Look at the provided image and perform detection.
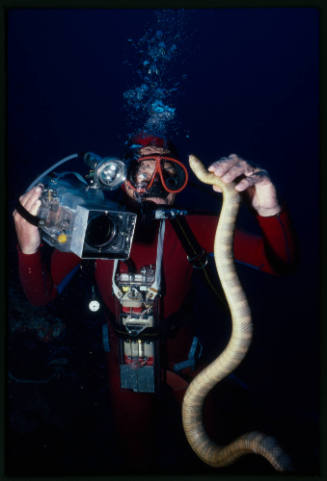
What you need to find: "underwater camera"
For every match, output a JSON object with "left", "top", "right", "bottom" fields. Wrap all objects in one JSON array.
[{"left": 18, "top": 153, "right": 137, "bottom": 259}]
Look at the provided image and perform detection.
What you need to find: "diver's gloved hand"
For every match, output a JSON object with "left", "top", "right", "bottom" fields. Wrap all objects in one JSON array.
[
  {"left": 208, "top": 154, "right": 281, "bottom": 217},
  {"left": 13, "top": 186, "right": 43, "bottom": 254}
]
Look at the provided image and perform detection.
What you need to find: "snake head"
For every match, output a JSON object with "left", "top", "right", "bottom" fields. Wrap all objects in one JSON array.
[{"left": 189, "top": 154, "right": 236, "bottom": 195}]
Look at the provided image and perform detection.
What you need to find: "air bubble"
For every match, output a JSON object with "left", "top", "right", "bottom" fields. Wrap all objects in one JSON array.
[{"left": 122, "top": 10, "right": 191, "bottom": 138}]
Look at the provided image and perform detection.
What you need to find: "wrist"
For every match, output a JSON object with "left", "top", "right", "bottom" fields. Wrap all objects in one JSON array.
[
  {"left": 20, "top": 245, "right": 40, "bottom": 255},
  {"left": 256, "top": 205, "right": 281, "bottom": 217}
]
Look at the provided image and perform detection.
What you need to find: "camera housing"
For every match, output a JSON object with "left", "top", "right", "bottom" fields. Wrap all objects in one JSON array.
[{"left": 37, "top": 172, "right": 137, "bottom": 259}]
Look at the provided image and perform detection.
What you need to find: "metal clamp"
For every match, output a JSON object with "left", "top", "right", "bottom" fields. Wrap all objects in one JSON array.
[{"left": 187, "top": 248, "right": 209, "bottom": 270}]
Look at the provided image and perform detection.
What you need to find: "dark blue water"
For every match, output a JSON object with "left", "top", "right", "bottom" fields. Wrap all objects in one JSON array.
[{"left": 7, "top": 8, "right": 320, "bottom": 476}]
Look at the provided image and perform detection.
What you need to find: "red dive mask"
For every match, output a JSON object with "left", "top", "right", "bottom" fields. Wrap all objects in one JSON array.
[{"left": 126, "top": 155, "right": 189, "bottom": 196}]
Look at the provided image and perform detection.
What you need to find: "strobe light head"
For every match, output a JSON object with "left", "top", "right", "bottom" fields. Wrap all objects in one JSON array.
[
  {"left": 96, "top": 158, "right": 127, "bottom": 190},
  {"left": 84, "top": 153, "right": 127, "bottom": 190}
]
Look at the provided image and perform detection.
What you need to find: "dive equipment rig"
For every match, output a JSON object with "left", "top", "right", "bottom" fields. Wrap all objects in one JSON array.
[{"left": 112, "top": 221, "right": 166, "bottom": 393}]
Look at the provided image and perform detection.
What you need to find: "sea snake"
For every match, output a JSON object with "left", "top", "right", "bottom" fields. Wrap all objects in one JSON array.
[{"left": 182, "top": 154, "right": 290, "bottom": 471}]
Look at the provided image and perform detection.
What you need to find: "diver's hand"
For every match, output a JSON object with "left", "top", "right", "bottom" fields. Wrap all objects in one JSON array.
[
  {"left": 13, "top": 186, "right": 42, "bottom": 254},
  {"left": 208, "top": 154, "right": 281, "bottom": 217}
]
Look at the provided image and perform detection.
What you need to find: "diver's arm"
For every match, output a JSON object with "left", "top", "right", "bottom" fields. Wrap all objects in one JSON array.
[
  {"left": 17, "top": 246, "right": 57, "bottom": 306},
  {"left": 233, "top": 208, "right": 297, "bottom": 275},
  {"left": 204, "top": 153, "right": 297, "bottom": 273},
  {"left": 13, "top": 186, "right": 42, "bottom": 254},
  {"left": 14, "top": 186, "right": 82, "bottom": 305},
  {"left": 187, "top": 208, "right": 297, "bottom": 276},
  {"left": 14, "top": 185, "right": 53, "bottom": 305},
  {"left": 17, "top": 247, "right": 81, "bottom": 306}
]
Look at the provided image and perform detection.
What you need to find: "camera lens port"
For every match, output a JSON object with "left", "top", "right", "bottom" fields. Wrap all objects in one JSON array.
[{"left": 85, "top": 213, "right": 115, "bottom": 248}]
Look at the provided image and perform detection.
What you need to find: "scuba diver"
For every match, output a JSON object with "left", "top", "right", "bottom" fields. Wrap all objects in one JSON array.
[{"left": 13, "top": 133, "right": 296, "bottom": 472}]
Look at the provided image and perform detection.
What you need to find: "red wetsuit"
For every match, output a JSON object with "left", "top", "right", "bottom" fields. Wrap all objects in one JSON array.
[{"left": 17, "top": 210, "right": 296, "bottom": 469}]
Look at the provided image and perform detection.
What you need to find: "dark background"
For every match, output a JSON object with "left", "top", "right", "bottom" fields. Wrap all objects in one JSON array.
[{"left": 6, "top": 7, "right": 320, "bottom": 476}]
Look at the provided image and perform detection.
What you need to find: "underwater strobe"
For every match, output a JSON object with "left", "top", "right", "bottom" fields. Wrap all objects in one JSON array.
[{"left": 16, "top": 153, "right": 137, "bottom": 259}]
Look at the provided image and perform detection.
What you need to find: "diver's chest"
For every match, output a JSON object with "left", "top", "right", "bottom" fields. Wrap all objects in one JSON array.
[{"left": 95, "top": 228, "right": 189, "bottom": 281}]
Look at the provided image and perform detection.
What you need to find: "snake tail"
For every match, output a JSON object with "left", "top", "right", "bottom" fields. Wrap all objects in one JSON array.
[{"left": 182, "top": 154, "right": 291, "bottom": 471}]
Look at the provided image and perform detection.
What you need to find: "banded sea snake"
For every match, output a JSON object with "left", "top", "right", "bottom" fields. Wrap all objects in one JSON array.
[{"left": 182, "top": 154, "right": 290, "bottom": 471}]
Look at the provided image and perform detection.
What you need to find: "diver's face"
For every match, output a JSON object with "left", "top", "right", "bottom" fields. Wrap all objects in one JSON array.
[{"left": 124, "top": 147, "right": 176, "bottom": 205}]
